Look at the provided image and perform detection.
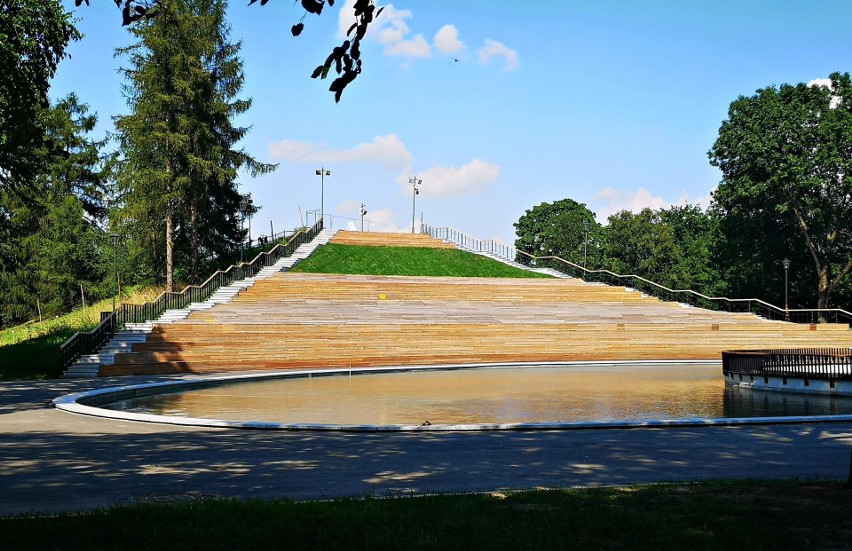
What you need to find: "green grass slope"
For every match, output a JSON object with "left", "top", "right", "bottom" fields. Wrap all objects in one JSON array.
[
  {"left": 290, "top": 244, "right": 551, "bottom": 278},
  {"left": 0, "top": 286, "right": 163, "bottom": 381}
]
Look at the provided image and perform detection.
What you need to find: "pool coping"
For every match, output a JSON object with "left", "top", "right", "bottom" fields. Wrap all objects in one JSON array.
[{"left": 52, "top": 360, "right": 852, "bottom": 432}]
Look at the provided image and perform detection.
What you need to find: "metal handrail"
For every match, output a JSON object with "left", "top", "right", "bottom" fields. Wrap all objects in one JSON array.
[
  {"left": 722, "top": 348, "right": 852, "bottom": 381},
  {"left": 60, "top": 219, "right": 324, "bottom": 368},
  {"left": 423, "top": 224, "right": 852, "bottom": 327}
]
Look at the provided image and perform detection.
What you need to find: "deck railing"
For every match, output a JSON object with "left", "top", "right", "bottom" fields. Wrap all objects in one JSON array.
[
  {"left": 423, "top": 224, "right": 852, "bottom": 327},
  {"left": 60, "top": 220, "right": 324, "bottom": 368},
  {"left": 722, "top": 349, "right": 852, "bottom": 381}
]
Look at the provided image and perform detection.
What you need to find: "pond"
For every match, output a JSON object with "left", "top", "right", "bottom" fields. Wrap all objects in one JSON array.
[{"left": 102, "top": 363, "right": 852, "bottom": 427}]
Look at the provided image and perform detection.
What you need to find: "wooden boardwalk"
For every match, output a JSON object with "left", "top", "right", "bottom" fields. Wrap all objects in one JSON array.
[{"left": 102, "top": 272, "right": 852, "bottom": 376}]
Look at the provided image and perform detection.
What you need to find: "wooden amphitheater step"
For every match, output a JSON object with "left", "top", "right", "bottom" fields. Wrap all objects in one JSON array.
[
  {"left": 99, "top": 273, "right": 852, "bottom": 377},
  {"left": 329, "top": 230, "right": 455, "bottom": 248}
]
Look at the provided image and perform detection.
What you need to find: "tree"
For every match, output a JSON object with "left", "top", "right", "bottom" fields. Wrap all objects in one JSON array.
[
  {"left": 709, "top": 73, "right": 852, "bottom": 311},
  {"left": 113, "top": 0, "right": 274, "bottom": 290},
  {"left": 602, "top": 208, "right": 680, "bottom": 287},
  {"left": 514, "top": 199, "right": 601, "bottom": 267},
  {"left": 0, "top": 0, "right": 81, "bottom": 196},
  {"left": 658, "top": 204, "right": 723, "bottom": 295},
  {"left": 0, "top": 95, "right": 109, "bottom": 324}
]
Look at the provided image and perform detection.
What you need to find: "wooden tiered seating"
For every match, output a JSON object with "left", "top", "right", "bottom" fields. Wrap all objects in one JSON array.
[
  {"left": 330, "top": 230, "right": 455, "bottom": 248},
  {"left": 100, "top": 273, "right": 852, "bottom": 376}
]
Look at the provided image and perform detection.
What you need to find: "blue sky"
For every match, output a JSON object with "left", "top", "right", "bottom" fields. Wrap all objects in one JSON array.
[{"left": 52, "top": 1, "right": 852, "bottom": 244}]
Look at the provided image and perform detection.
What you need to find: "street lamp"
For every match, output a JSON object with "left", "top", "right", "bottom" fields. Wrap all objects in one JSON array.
[
  {"left": 316, "top": 168, "right": 331, "bottom": 227},
  {"left": 409, "top": 177, "right": 421, "bottom": 233},
  {"left": 361, "top": 203, "right": 368, "bottom": 232},
  {"left": 783, "top": 258, "right": 791, "bottom": 320},
  {"left": 239, "top": 198, "right": 248, "bottom": 263},
  {"left": 582, "top": 219, "right": 590, "bottom": 270},
  {"left": 110, "top": 233, "right": 119, "bottom": 314}
]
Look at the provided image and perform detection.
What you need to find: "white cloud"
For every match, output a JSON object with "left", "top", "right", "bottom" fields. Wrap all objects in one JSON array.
[
  {"left": 338, "top": 1, "right": 431, "bottom": 58},
  {"left": 434, "top": 24, "right": 464, "bottom": 55},
  {"left": 477, "top": 39, "right": 519, "bottom": 71},
  {"left": 337, "top": 199, "right": 361, "bottom": 214},
  {"left": 402, "top": 159, "right": 500, "bottom": 199},
  {"left": 384, "top": 34, "right": 431, "bottom": 58},
  {"left": 337, "top": 2, "right": 517, "bottom": 71},
  {"left": 268, "top": 134, "right": 413, "bottom": 171},
  {"left": 592, "top": 187, "right": 711, "bottom": 224},
  {"left": 360, "top": 207, "right": 411, "bottom": 233}
]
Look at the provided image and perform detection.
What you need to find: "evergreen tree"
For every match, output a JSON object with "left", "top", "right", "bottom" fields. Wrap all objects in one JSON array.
[
  {"left": 0, "top": 95, "right": 109, "bottom": 324},
  {"left": 114, "top": 0, "right": 274, "bottom": 289}
]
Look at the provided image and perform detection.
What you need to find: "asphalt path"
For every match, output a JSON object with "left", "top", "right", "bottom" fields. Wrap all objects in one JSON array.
[{"left": 2, "top": 377, "right": 852, "bottom": 517}]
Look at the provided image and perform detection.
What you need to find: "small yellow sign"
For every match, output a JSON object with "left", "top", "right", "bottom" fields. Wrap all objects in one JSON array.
[{"left": 379, "top": 294, "right": 386, "bottom": 300}]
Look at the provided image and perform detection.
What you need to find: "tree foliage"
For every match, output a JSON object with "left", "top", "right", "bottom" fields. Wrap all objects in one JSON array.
[
  {"left": 709, "top": 72, "right": 852, "bottom": 310},
  {"left": 113, "top": 0, "right": 274, "bottom": 290},
  {"left": 83, "top": 0, "right": 383, "bottom": 102},
  {"left": 514, "top": 199, "right": 722, "bottom": 297},
  {"left": 514, "top": 199, "right": 601, "bottom": 267},
  {"left": 0, "top": 0, "right": 81, "bottom": 196},
  {"left": 0, "top": 95, "right": 109, "bottom": 325}
]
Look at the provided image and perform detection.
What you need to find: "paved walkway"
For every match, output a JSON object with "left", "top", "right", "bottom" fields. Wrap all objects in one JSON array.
[{"left": 2, "top": 377, "right": 851, "bottom": 516}]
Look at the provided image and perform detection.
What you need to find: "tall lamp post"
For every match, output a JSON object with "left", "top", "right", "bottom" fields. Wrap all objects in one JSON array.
[
  {"left": 110, "top": 233, "right": 119, "bottom": 314},
  {"left": 582, "top": 219, "right": 589, "bottom": 270},
  {"left": 316, "top": 168, "right": 330, "bottom": 227},
  {"left": 783, "top": 258, "right": 791, "bottom": 320},
  {"left": 239, "top": 198, "right": 248, "bottom": 263},
  {"left": 361, "top": 203, "right": 368, "bottom": 232},
  {"left": 409, "top": 177, "right": 421, "bottom": 233}
]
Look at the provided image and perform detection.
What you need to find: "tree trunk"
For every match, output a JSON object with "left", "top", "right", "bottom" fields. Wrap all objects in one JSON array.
[
  {"left": 165, "top": 198, "right": 174, "bottom": 293},
  {"left": 190, "top": 195, "right": 199, "bottom": 284},
  {"left": 817, "top": 266, "right": 831, "bottom": 322}
]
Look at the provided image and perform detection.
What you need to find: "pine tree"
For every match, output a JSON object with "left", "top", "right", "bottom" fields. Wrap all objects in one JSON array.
[
  {"left": 113, "top": 0, "right": 274, "bottom": 289},
  {"left": 0, "top": 95, "right": 109, "bottom": 324}
]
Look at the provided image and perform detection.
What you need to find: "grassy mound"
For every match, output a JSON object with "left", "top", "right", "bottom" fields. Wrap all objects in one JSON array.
[{"left": 290, "top": 244, "right": 550, "bottom": 278}]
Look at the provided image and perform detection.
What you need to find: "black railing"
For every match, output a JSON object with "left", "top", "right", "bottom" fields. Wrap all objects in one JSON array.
[
  {"left": 423, "top": 224, "right": 852, "bottom": 328},
  {"left": 60, "top": 220, "right": 324, "bottom": 368},
  {"left": 722, "top": 349, "right": 852, "bottom": 381}
]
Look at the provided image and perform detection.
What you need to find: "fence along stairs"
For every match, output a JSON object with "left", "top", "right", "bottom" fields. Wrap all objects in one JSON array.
[
  {"left": 96, "top": 231, "right": 852, "bottom": 377},
  {"left": 61, "top": 226, "right": 337, "bottom": 378}
]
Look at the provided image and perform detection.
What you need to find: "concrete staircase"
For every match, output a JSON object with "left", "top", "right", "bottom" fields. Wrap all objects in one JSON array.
[{"left": 62, "top": 228, "right": 337, "bottom": 378}]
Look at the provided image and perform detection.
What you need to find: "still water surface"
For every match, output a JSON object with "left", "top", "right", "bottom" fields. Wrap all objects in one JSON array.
[{"left": 107, "top": 364, "right": 852, "bottom": 425}]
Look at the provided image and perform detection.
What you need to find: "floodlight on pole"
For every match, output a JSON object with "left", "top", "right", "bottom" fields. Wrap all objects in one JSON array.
[
  {"left": 783, "top": 258, "right": 791, "bottom": 320},
  {"left": 316, "top": 168, "right": 331, "bottom": 227},
  {"left": 409, "top": 177, "right": 421, "bottom": 233},
  {"left": 361, "top": 203, "right": 367, "bottom": 232}
]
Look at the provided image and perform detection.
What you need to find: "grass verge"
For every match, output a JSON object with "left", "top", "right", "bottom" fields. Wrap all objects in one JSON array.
[
  {"left": 2, "top": 481, "right": 849, "bottom": 550},
  {"left": 0, "top": 286, "right": 163, "bottom": 381},
  {"left": 291, "top": 244, "right": 550, "bottom": 278}
]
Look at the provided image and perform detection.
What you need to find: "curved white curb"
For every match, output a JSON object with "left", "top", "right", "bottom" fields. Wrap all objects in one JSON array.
[{"left": 52, "top": 360, "right": 852, "bottom": 432}]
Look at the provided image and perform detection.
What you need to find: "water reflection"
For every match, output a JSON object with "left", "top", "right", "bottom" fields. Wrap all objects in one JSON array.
[{"left": 107, "top": 364, "right": 852, "bottom": 425}]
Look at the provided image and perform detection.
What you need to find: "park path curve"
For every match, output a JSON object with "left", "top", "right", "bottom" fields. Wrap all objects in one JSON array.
[{"left": 1, "top": 377, "right": 851, "bottom": 516}]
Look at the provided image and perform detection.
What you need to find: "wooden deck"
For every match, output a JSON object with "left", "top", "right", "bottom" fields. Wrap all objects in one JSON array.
[
  {"left": 329, "top": 230, "right": 455, "bottom": 248},
  {"left": 100, "top": 273, "right": 852, "bottom": 376}
]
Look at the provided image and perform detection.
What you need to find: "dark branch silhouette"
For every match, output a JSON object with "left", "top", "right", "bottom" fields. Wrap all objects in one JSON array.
[{"left": 80, "top": 0, "right": 382, "bottom": 102}]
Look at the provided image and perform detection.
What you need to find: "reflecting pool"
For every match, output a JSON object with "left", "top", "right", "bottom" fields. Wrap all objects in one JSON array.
[{"left": 103, "top": 363, "right": 852, "bottom": 426}]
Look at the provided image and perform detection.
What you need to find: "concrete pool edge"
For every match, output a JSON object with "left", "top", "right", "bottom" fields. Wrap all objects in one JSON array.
[{"left": 52, "top": 360, "right": 852, "bottom": 432}]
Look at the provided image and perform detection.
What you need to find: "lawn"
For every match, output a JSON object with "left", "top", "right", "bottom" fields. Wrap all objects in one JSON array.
[
  {"left": 291, "top": 244, "right": 551, "bottom": 278},
  {"left": 3, "top": 481, "right": 849, "bottom": 550}
]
